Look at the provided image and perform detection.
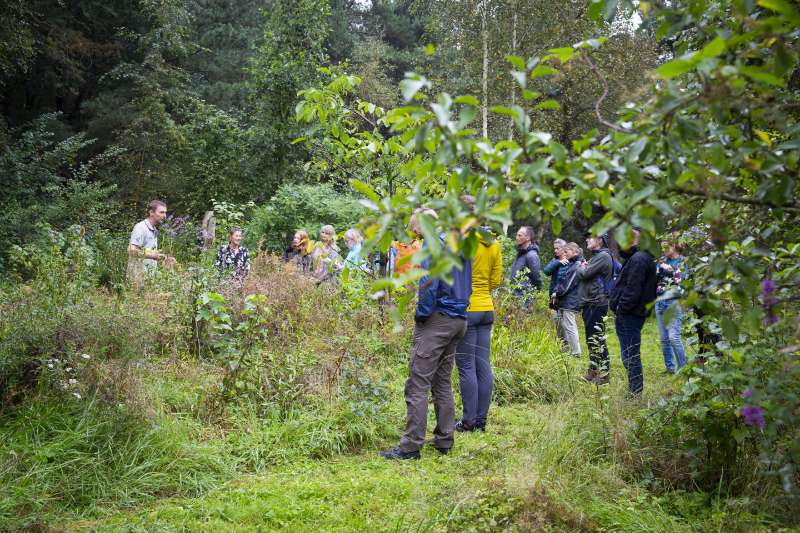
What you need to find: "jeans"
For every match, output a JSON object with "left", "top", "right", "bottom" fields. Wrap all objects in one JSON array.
[
  {"left": 556, "top": 308, "right": 581, "bottom": 356},
  {"left": 399, "top": 312, "right": 467, "bottom": 452},
  {"left": 655, "top": 299, "right": 686, "bottom": 372},
  {"left": 582, "top": 304, "right": 609, "bottom": 374},
  {"left": 455, "top": 311, "right": 494, "bottom": 426},
  {"left": 615, "top": 313, "right": 646, "bottom": 396}
]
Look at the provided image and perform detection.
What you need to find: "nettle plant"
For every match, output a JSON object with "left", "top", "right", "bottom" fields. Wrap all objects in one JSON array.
[{"left": 297, "top": 0, "right": 799, "bottom": 492}]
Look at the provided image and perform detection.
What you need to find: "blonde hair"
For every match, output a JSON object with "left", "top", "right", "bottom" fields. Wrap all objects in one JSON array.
[
  {"left": 564, "top": 242, "right": 582, "bottom": 257},
  {"left": 320, "top": 224, "right": 337, "bottom": 242},
  {"left": 344, "top": 228, "right": 363, "bottom": 243}
]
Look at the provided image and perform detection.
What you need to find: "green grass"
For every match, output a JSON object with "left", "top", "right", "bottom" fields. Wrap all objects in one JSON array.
[{"left": 60, "top": 320, "right": 708, "bottom": 532}]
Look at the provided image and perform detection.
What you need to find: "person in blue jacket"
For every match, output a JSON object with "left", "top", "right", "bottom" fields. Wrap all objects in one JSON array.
[{"left": 382, "top": 209, "right": 473, "bottom": 460}]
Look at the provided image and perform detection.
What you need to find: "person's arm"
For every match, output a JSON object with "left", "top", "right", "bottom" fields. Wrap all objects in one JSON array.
[
  {"left": 489, "top": 244, "right": 502, "bottom": 291},
  {"left": 128, "top": 228, "right": 164, "bottom": 261},
  {"left": 615, "top": 256, "right": 646, "bottom": 314},
  {"left": 543, "top": 257, "right": 560, "bottom": 276},
  {"left": 415, "top": 255, "right": 439, "bottom": 322},
  {"left": 527, "top": 252, "right": 542, "bottom": 289},
  {"left": 577, "top": 253, "right": 608, "bottom": 280}
]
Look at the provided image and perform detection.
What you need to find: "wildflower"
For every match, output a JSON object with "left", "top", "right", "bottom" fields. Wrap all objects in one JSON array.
[
  {"left": 81, "top": 354, "right": 91, "bottom": 360},
  {"left": 65, "top": 367, "right": 73, "bottom": 373},
  {"left": 72, "top": 392, "right": 82, "bottom": 400},
  {"left": 47, "top": 363, "right": 54, "bottom": 369},
  {"left": 742, "top": 388, "right": 753, "bottom": 399},
  {"left": 741, "top": 404, "right": 766, "bottom": 430},
  {"left": 68, "top": 378, "right": 77, "bottom": 385},
  {"left": 760, "top": 278, "right": 780, "bottom": 325}
]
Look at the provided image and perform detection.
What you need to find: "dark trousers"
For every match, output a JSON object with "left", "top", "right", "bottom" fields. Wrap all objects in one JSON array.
[
  {"left": 615, "top": 313, "right": 646, "bottom": 395},
  {"left": 399, "top": 312, "right": 467, "bottom": 452},
  {"left": 455, "top": 311, "right": 494, "bottom": 426},
  {"left": 582, "top": 304, "right": 609, "bottom": 374}
]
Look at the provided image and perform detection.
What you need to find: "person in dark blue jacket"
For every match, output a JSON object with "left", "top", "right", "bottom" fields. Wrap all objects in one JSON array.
[
  {"left": 610, "top": 227, "right": 657, "bottom": 399},
  {"left": 552, "top": 242, "right": 583, "bottom": 357},
  {"left": 382, "top": 210, "right": 472, "bottom": 460},
  {"left": 543, "top": 238, "right": 567, "bottom": 298}
]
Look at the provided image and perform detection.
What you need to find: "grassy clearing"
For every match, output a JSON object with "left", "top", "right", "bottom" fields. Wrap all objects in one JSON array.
[{"left": 63, "top": 322, "right": 719, "bottom": 532}]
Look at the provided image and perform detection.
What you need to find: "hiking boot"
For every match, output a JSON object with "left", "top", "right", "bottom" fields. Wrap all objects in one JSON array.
[
  {"left": 593, "top": 373, "right": 610, "bottom": 385},
  {"left": 583, "top": 369, "right": 597, "bottom": 383},
  {"left": 380, "top": 447, "right": 420, "bottom": 460},
  {"left": 435, "top": 447, "right": 451, "bottom": 455},
  {"left": 455, "top": 420, "right": 479, "bottom": 432}
]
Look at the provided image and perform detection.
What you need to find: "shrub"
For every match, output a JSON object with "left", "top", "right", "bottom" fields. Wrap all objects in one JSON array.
[{"left": 246, "top": 182, "right": 365, "bottom": 252}]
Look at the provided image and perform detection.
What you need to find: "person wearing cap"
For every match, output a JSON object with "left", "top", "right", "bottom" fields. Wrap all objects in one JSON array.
[
  {"left": 610, "top": 227, "right": 657, "bottom": 399},
  {"left": 577, "top": 231, "right": 614, "bottom": 384}
]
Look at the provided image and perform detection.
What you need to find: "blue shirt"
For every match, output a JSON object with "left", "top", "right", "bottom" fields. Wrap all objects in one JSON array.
[{"left": 415, "top": 241, "right": 472, "bottom": 320}]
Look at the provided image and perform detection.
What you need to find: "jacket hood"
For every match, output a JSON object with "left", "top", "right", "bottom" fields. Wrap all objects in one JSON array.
[{"left": 516, "top": 242, "right": 538, "bottom": 254}]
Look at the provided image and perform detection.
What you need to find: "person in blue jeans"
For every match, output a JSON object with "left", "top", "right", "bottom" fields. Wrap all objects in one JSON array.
[
  {"left": 610, "top": 228, "right": 657, "bottom": 398},
  {"left": 656, "top": 239, "right": 687, "bottom": 374}
]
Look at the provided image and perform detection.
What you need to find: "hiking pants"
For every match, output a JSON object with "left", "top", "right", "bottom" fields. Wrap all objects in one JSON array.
[
  {"left": 557, "top": 308, "right": 581, "bottom": 357},
  {"left": 455, "top": 311, "right": 494, "bottom": 426},
  {"left": 582, "top": 304, "right": 609, "bottom": 374},
  {"left": 399, "top": 312, "right": 468, "bottom": 452},
  {"left": 655, "top": 299, "right": 686, "bottom": 373}
]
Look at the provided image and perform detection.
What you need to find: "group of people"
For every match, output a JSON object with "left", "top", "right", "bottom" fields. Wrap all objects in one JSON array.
[{"left": 127, "top": 199, "right": 691, "bottom": 461}]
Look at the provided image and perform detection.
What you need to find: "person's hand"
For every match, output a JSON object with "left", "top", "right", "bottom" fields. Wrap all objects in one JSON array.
[
  {"left": 660, "top": 263, "right": 673, "bottom": 272},
  {"left": 580, "top": 260, "right": 588, "bottom": 267},
  {"left": 559, "top": 258, "right": 569, "bottom": 265}
]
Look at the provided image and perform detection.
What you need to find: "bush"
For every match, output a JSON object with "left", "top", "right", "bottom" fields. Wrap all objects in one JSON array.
[{"left": 246, "top": 183, "right": 365, "bottom": 252}]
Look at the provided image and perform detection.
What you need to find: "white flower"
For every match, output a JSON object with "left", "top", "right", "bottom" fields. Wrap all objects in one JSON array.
[
  {"left": 68, "top": 378, "right": 77, "bottom": 385},
  {"left": 81, "top": 354, "right": 91, "bottom": 360},
  {"left": 65, "top": 367, "right": 73, "bottom": 373},
  {"left": 47, "top": 363, "right": 54, "bottom": 369},
  {"left": 72, "top": 392, "right": 82, "bottom": 400}
]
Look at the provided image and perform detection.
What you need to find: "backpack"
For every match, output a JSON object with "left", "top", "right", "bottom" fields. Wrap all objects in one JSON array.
[{"left": 597, "top": 250, "right": 622, "bottom": 295}]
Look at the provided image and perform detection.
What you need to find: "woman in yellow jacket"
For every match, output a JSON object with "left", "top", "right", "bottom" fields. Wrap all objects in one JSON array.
[{"left": 455, "top": 228, "right": 502, "bottom": 432}]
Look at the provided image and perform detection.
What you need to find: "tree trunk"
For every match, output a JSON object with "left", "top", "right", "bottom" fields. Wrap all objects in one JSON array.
[
  {"left": 481, "top": 0, "right": 489, "bottom": 139},
  {"left": 509, "top": 0, "right": 517, "bottom": 140}
]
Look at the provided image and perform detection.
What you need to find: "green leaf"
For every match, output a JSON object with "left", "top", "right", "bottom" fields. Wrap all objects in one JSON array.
[
  {"left": 656, "top": 57, "right": 696, "bottom": 78},
  {"left": 530, "top": 65, "right": 559, "bottom": 79},
  {"left": 757, "top": 0, "right": 799, "bottom": 16},
  {"left": 696, "top": 35, "right": 726, "bottom": 60},
  {"left": 399, "top": 75, "right": 430, "bottom": 101},
  {"left": 454, "top": 95, "right": 479, "bottom": 106},
  {"left": 551, "top": 217, "right": 562, "bottom": 235},
  {"left": 535, "top": 99, "right": 561, "bottom": 110},
  {"left": 720, "top": 316, "right": 738, "bottom": 341},
  {"left": 547, "top": 47, "right": 575, "bottom": 63},
  {"left": 740, "top": 66, "right": 785, "bottom": 86},
  {"left": 506, "top": 55, "right": 525, "bottom": 70},
  {"left": 522, "top": 90, "right": 542, "bottom": 101}
]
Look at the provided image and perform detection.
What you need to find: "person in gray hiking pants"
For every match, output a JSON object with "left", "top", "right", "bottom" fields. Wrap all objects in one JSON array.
[{"left": 381, "top": 212, "right": 473, "bottom": 460}]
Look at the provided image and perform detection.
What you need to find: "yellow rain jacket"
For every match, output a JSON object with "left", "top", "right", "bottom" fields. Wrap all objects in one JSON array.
[{"left": 468, "top": 234, "right": 502, "bottom": 312}]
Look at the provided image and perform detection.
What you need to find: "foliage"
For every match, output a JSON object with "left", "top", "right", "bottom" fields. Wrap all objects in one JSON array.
[{"left": 246, "top": 183, "right": 366, "bottom": 252}]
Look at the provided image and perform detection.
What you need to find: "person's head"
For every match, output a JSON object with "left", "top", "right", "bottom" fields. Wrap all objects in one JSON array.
[
  {"left": 516, "top": 226, "right": 534, "bottom": 247},
  {"left": 661, "top": 239, "right": 683, "bottom": 258},
  {"left": 409, "top": 208, "right": 437, "bottom": 237},
  {"left": 319, "top": 224, "right": 336, "bottom": 245},
  {"left": 344, "top": 228, "right": 363, "bottom": 249},
  {"left": 147, "top": 200, "right": 167, "bottom": 224},
  {"left": 564, "top": 242, "right": 581, "bottom": 260},
  {"left": 553, "top": 238, "right": 567, "bottom": 256},
  {"left": 229, "top": 228, "right": 243, "bottom": 247},
  {"left": 584, "top": 230, "right": 608, "bottom": 252},
  {"left": 292, "top": 230, "right": 309, "bottom": 250}
]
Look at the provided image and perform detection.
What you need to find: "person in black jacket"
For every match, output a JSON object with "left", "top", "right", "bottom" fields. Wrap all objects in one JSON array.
[
  {"left": 610, "top": 227, "right": 657, "bottom": 398},
  {"left": 577, "top": 232, "right": 614, "bottom": 384},
  {"left": 508, "top": 226, "right": 542, "bottom": 309}
]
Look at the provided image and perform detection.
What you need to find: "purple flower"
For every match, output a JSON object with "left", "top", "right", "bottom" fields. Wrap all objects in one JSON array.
[
  {"left": 760, "top": 278, "right": 779, "bottom": 324},
  {"left": 742, "top": 388, "right": 753, "bottom": 399},
  {"left": 741, "top": 404, "right": 766, "bottom": 430}
]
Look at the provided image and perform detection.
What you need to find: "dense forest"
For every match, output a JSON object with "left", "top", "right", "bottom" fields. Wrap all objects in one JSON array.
[{"left": 1, "top": 0, "right": 798, "bottom": 530}]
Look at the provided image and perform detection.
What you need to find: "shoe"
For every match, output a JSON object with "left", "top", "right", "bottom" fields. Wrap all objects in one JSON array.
[
  {"left": 455, "top": 420, "right": 478, "bottom": 432},
  {"left": 380, "top": 447, "right": 420, "bottom": 460},
  {"left": 593, "top": 373, "right": 609, "bottom": 385},
  {"left": 435, "top": 447, "right": 450, "bottom": 455},
  {"left": 662, "top": 369, "right": 675, "bottom": 375},
  {"left": 583, "top": 370, "right": 597, "bottom": 383},
  {"left": 625, "top": 391, "right": 643, "bottom": 401},
  {"left": 474, "top": 421, "right": 486, "bottom": 432}
]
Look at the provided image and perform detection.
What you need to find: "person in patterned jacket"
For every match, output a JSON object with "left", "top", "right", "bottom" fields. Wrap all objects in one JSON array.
[{"left": 215, "top": 228, "right": 250, "bottom": 278}]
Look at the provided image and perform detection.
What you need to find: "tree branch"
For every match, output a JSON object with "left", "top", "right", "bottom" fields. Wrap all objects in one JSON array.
[
  {"left": 668, "top": 185, "right": 800, "bottom": 213},
  {"left": 579, "top": 52, "right": 634, "bottom": 134}
]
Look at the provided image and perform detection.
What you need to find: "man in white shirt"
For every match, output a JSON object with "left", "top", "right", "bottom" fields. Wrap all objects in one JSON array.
[{"left": 127, "top": 199, "right": 168, "bottom": 283}]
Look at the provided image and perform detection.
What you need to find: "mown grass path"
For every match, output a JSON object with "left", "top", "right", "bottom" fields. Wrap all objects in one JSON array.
[{"left": 72, "top": 323, "right": 698, "bottom": 532}]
